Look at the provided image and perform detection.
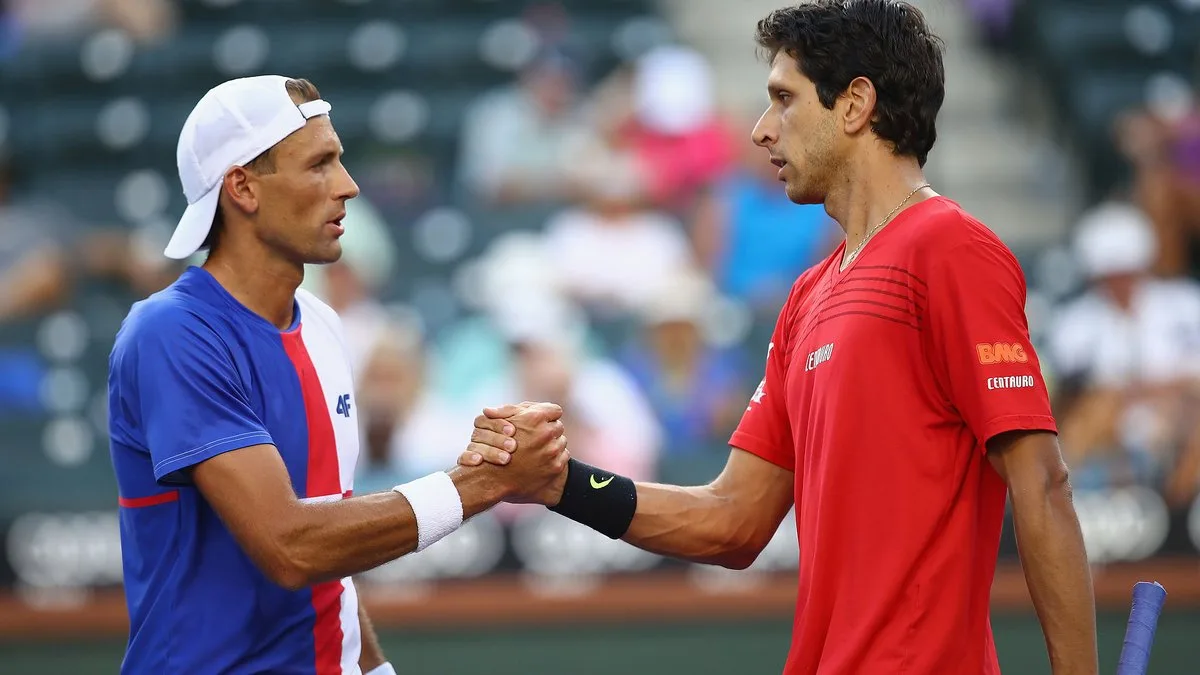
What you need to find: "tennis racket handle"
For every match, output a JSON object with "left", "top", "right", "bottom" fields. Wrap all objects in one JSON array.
[{"left": 1116, "top": 581, "right": 1167, "bottom": 675}]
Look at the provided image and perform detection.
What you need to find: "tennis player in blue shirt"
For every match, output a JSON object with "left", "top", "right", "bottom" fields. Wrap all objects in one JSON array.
[{"left": 107, "top": 75, "right": 568, "bottom": 675}]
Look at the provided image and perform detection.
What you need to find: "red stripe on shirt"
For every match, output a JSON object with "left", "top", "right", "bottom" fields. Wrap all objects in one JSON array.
[
  {"left": 118, "top": 491, "right": 179, "bottom": 508},
  {"left": 281, "top": 325, "right": 344, "bottom": 674},
  {"left": 311, "top": 579, "right": 346, "bottom": 673}
]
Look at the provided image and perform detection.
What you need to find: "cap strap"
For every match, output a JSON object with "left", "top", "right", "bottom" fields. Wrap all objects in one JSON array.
[{"left": 297, "top": 99, "right": 331, "bottom": 119}]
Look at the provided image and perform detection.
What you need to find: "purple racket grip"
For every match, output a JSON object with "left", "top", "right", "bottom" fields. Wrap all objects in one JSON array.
[{"left": 1116, "top": 581, "right": 1167, "bottom": 675}]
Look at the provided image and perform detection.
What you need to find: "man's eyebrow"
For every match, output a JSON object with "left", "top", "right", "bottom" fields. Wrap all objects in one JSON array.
[{"left": 309, "top": 145, "right": 345, "bottom": 163}]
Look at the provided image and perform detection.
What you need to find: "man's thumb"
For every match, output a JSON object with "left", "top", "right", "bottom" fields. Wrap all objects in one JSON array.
[{"left": 483, "top": 404, "right": 521, "bottom": 419}]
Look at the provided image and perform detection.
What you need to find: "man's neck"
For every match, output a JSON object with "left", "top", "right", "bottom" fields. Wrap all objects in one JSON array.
[
  {"left": 824, "top": 154, "right": 933, "bottom": 262},
  {"left": 203, "top": 245, "right": 303, "bottom": 330}
]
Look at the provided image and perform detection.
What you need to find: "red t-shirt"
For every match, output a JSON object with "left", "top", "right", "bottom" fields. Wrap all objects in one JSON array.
[{"left": 730, "top": 196, "right": 1057, "bottom": 675}]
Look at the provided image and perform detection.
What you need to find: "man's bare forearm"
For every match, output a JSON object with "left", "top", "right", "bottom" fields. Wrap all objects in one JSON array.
[
  {"left": 623, "top": 483, "right": 747, "bottom": 566},
  {"left": 1011, "top": 476, "right": 1098, "bottom": 675},
  {"left": 278, "top": 468, "right": 500, "bottom": 588},
  {"left": 623, "top": 477, "right": 789, "bottom": 569}
]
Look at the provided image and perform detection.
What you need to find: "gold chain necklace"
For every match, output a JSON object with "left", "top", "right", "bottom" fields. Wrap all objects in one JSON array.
[{"left": 840, "top": 183, "right": 931, "bottom": 271}]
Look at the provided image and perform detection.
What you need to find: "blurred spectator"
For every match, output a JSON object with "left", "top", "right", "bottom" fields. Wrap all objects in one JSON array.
[
  {"left": 457, "top": 49, "right": 595, "bottom": 208},
  {"left": 354, "top": 318, "right": 470, "bottom": 494},
  {"left": 961, "top": 0, "right": 1017, "bottom": 50},
  {"left": 601, "top": 45, "right": 738, "bottom": 213},
  {"left": 472, "top": 294, "right": 662, "bottom": 485},
  {"left": 3, "top": 0, "right": 176, "bottom": 46},
  {"left": 0, "top": 180, "right": 71, "bottom": 323},
  {"left": 542, "top": 169, "right": 694, "bottom": 319},
  {"left": 619, "top": 269, "right": 749, "bottom": 461},
  {"left": 691, "top": 121, "right": 838, "bottom": 315},
  {"left": 0, "top": 160, "right": 170, "bottom": 321},
  {"left": 0, "top": 5, "right": 18, "bottom": 60},
  {"left": 1050, "top": 202, "right": 1200, "bottom": 505},
  {"left": 299, "top": 194, "right": 397, "bottom": 376},
  {"left": 0, "top": 160, "right": 174, "bottom": 416},
  {"left": 1115, "top": 89, "right": 1200, "bottom": 278}
]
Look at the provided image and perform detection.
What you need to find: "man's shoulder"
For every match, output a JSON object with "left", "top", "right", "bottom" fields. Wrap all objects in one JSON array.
[
  {"left": 116, "top": 282, "right": 229, "bottom": 355},
  {"left": 122, "top": 290, "right": 201, "bottom": 338},
  {"left": 787, "top": 254, "right": 837, "bottom": 304},
  {"left": 295, "top": 288, "right": 344, "bottom": 335},
  {"left": 773, "top": 255, "right": 838, "bottom": 340},
  {"left": 906, "top": 197, "right": 1009, "bottom": 252},
  {"left": 902, "top": 197, "right": 1025, "bottom": 285},
  {"left": 108, "top": 287, "right": 231, "bottom": 398}
]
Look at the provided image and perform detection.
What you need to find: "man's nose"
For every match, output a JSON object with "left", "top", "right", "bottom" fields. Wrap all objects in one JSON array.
[
  {"left": 337, "top": 164, "right": 360, "bottom": 201},
  {"left": 752, "top": 108, "right": 776, "bottom": 148}
]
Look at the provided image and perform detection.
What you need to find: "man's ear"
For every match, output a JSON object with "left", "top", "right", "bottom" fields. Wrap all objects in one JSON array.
[
  {"left": 840, "top": 76, "right": 877, "bottom": 136},
  {"left": 222, "top": 167, "right": 260, "bottom": 217}
]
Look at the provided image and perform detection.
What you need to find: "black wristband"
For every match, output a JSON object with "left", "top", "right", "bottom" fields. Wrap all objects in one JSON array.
[{"left": 548, "top": 458, "right": 637, "bottom": 539}]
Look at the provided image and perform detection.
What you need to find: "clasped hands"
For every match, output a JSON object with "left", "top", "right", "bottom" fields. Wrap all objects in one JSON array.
[{"left": 457, "top": 401, "right": 569, "bottom": 506}]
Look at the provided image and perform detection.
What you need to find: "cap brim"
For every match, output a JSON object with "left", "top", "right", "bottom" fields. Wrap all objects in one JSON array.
[{"left": 164, "top": 183, "right": 221, "bottom": 260}]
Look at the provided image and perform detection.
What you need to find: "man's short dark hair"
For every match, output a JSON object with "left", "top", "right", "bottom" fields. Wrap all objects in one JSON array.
[{"left": 756, "top": 1, "right": 945, "bottom": 167}]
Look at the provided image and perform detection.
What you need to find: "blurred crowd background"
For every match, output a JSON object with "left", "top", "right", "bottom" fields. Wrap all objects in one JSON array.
[{"left": 0, "top": 0, "right": 1199, "bottom": 672}]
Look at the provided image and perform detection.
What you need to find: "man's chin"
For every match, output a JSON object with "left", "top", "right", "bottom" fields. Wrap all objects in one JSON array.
[
  {"left": 306, "top": 243, "right": 343, "bottom": 266},
  {"left": 784, "top": 182, "right": 822, "bottom": 206}
]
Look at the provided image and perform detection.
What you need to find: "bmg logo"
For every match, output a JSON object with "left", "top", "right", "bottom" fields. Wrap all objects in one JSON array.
[{"left": 976, "top": 342, "right": 1028, "bottom": 365}]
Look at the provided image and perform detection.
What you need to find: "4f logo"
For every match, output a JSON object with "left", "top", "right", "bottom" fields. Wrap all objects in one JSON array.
[{"left": 335, "top": 393, "right": 352, "bottom": 418}]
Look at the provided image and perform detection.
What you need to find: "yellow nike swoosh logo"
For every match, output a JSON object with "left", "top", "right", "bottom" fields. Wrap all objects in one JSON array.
[{"left": 590, "top": 475, "right": 614, "bottom": 489}]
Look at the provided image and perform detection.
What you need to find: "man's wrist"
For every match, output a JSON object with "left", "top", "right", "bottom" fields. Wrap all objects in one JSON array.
[
  {"left": 545, "top": 468, "right": 567, "bottom": 507},
  {"left": 393, "top": 472, "right": 464, "bottom": 552},
  {"left": 448, "top": 465, "right": 506, "bottom": 518},
  {"left": 548, "top": 458, "right": 636, "bottom": 539}
]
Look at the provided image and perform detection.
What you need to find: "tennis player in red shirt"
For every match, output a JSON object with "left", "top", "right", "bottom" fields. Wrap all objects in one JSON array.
[{"left": 467, "top": 2, "right": 1099, "bottom": 673}]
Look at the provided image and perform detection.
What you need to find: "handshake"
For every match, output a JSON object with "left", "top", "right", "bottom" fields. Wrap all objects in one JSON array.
[{"left": 455, "top": 401, "right": 572, "bottom": 507}]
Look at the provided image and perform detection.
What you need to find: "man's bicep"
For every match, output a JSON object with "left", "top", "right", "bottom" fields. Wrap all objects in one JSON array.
[
  {"left": 985, "top": 430, "right": 1068, "bottom": 489},
  {"left": 191, "top": 443, "right": 299, "bottom": 573},
  {"left": 715, "top": 447, "right": 795, "bottom": 534}
]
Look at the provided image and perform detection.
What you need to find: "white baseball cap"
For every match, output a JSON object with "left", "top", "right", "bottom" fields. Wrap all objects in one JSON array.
[
  {"left": 1073, "top": 202, "right": 1157, "bottom": 279},
  {"left": 165, "top": 75, "right": 332, "bottom": 260}
]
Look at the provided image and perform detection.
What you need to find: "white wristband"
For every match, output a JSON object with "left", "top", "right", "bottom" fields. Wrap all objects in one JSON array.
[
  {"left": 393, "top": 472, "right": 463, "bottom": 552},
  {"left": 365, "top": 663, "right": 397, "bottom": 675}
]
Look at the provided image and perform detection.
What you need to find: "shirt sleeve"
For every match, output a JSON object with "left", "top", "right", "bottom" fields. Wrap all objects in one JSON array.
[
  {"left": 135, "top": 312, "right": 274, "bottom": 485},
  {"left": 926, "top": 240, "right": 1058, "bottom": 448},
  {"left": 729, "top": 302, "right": 795, "bottom": 472}
]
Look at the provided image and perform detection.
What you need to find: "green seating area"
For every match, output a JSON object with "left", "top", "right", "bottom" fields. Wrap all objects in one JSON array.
[{"left": 1009, "top": 0, "right": 1200, "bottom": 202}]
